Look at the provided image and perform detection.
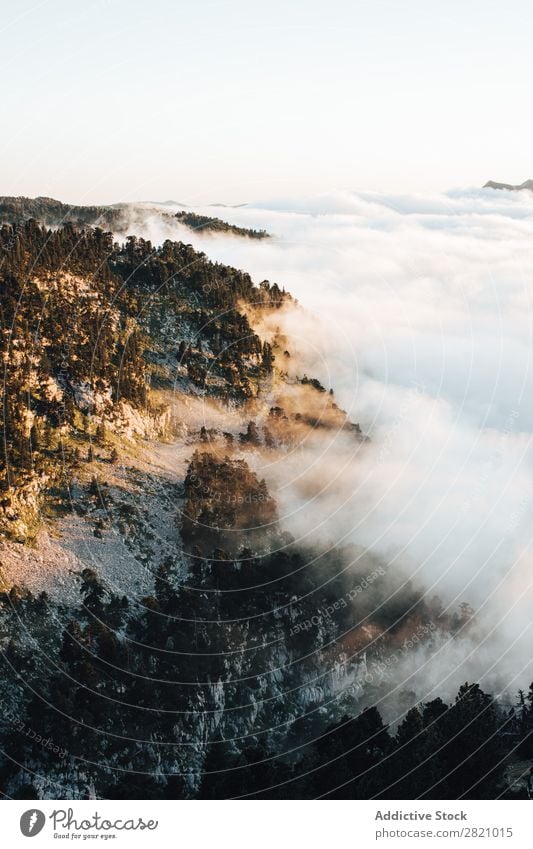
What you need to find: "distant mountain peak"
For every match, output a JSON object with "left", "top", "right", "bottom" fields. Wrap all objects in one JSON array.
[{"left": 484, "top": 179, "right": 533, "bottom": 191}]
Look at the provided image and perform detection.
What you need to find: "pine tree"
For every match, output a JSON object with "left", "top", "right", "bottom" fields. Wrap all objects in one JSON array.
[
  {"left": 29, "top": 423, "right": 41, "bottom": 452},
  {"left": 95, "top": 422, "right": 106, "bottom": 445}
]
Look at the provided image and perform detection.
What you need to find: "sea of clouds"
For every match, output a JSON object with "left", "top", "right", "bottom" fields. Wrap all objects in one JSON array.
[{"left": 131, "top": 186, "right": 533, "bottom": 700}]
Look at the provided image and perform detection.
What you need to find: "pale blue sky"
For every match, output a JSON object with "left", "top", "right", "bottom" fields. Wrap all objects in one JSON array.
[{"left": 1, "top": 0, "right": 533, "bottom": 204}]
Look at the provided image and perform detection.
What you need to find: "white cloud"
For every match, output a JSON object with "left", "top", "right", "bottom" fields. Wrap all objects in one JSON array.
[{"left": 125, "top": 187, "right": 533, "bottom": 693}]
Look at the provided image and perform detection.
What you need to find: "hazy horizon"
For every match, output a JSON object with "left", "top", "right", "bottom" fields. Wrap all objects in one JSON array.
[{"left": 2, "top": 0, "right": 533, "bottom": 205}]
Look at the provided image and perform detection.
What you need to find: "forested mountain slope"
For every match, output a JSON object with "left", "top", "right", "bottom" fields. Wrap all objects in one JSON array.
[{"left": 0, "top": 214, "right": 521, "bottom": 800}]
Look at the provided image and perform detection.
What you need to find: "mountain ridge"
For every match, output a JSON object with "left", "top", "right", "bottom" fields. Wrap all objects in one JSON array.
[
  {"left": 484, "top": 178, "right": 533, "bottom": 191},
  {"left": 0, "top": 195, "right": 269, "bottom": 239},
  {"left": 0, "top": 206, "right": 484, "bottom": 801}
]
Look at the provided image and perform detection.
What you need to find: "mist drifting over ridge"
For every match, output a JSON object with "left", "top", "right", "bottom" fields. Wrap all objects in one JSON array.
[{"left": 120, "top": 186, "right": 533, "bottom": 699}]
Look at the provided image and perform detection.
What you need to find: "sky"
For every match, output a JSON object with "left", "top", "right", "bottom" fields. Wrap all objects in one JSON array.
[{"left": 1, "top": 0, "right": 533, "bottom": 205}]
